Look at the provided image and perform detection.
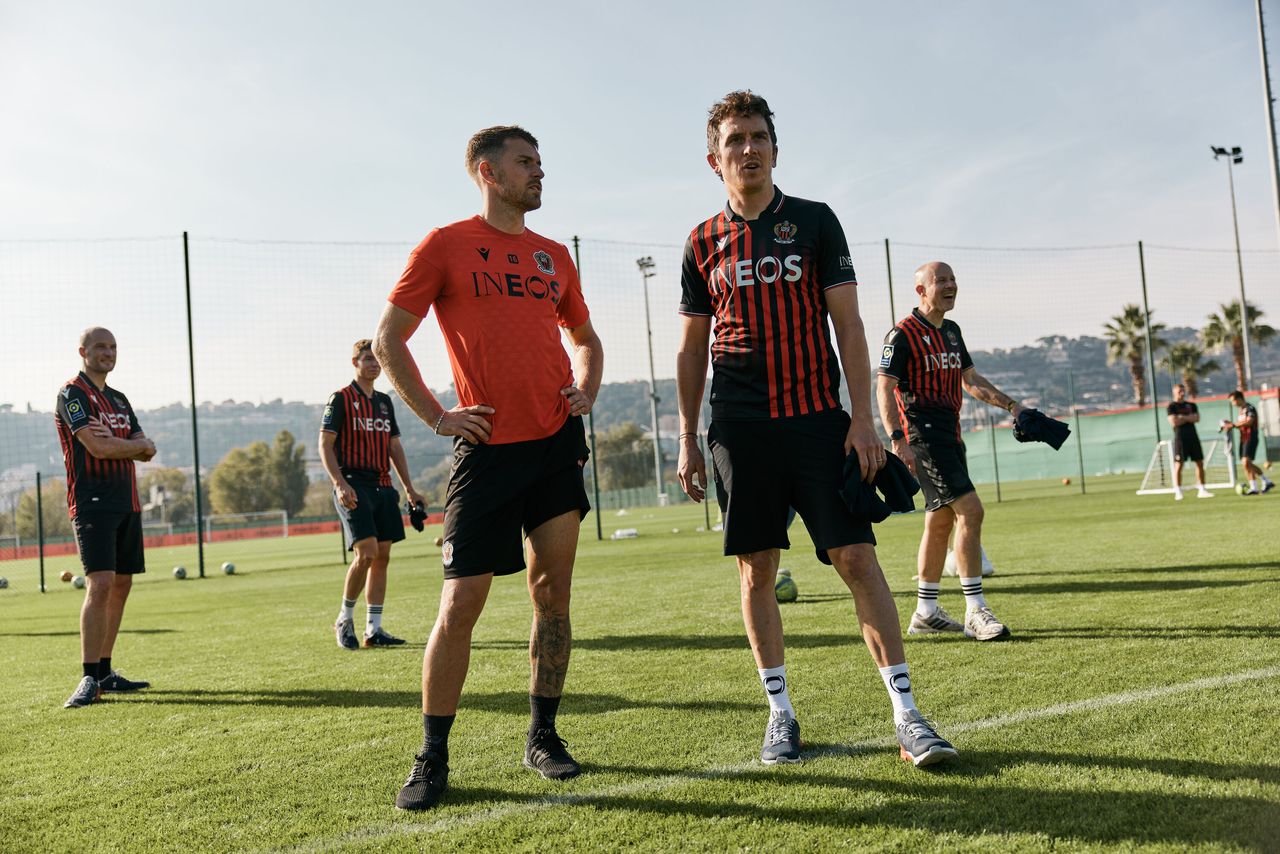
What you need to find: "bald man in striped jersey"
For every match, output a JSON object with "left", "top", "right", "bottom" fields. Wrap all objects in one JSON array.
[
  {"left": 877, "top": 261, "right": 1019, "bottom": 642},
  {"left": 320, "top": 339, "right": 426, "bottom": 650}
]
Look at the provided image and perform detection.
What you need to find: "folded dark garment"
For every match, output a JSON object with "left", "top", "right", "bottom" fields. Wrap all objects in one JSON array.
[
  {"left": 405, "top": 500, "right": 428, "bottom": 532},
  {"left": 818, "top": 451, "right": 921, "bottom": 565},
  {"left": 1013, "top": 408, "right": 1071, "bottom": 450}
]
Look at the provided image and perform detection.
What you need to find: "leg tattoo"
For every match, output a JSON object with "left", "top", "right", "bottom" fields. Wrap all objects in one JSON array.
[{"left": 530, "top": 604, "right": 571, "bottom": 697}]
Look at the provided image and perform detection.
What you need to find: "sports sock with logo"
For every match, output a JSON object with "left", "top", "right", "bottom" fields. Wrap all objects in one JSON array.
[
  {"left": 530, "top": 695, "right": 562, "bottom": 733},
  {"left": 338, "top": 597, "right": 355, "bottom": 622},
  {"left": 916, "top": 581, "right": 940, "bottom": 616},
  {"left": 961, "top": 576, "right": 987, "bottom": 610},
  {"left": 758, "top": 665, "right": 794, "bottom": 717},
  {"left": 423, "top": 714, "right": 455, "bottom": 762},
  {"left": 878, "top": 663, "right": 918, "bottom": 720},
  {"left": 367, "top": 603, "right": 383, "bottom": 634},
  {"left": 97, "top": 657, "right": 112, "bottom": 679}
]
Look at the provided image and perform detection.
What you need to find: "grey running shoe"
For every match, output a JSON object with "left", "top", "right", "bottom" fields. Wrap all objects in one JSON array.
[
  {"left": 64, "top": 675, "right": 100, "bottom": 708},
  {"left": 363, "top": 628, "right": 406, "bottom": 648},
  {"left": 334, "top": 617, "right": 359, "bottom": 650},
  {"left": 99, "top": 671, "right": 150, "bottom": 692},
  {"left": 896, "top": 709, "right": 958, "bottom": 767},
  {"left": 908, "top": 607, "right": 964, "bottom": 636},
  {"left": 395, "top": 749, "right": 449, "bottom": 810},
  {"left": 760, "top": 711, "right": 801, "bottom": 764},
  {"left": 524, "top": 728, "right": 582, "bottom": 780},
  {"left": 964, "top": 606, "right": 1011, "bottom": 641}
]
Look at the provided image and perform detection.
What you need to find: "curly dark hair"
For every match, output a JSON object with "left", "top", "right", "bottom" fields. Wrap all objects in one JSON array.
[
  {"left": 465, "top": 126, "right": 539, "bottom": 179},
  {"left": 706, "top": 90, "right": 776, "bottom": 154}
]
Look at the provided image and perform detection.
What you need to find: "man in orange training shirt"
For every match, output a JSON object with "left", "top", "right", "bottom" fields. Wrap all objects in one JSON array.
[{"left": 375, "top": 125, "right": 603, "bottom": 811}]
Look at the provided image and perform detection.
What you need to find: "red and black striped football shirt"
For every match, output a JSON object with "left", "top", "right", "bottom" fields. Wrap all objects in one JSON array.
[
  {"left": 321, "top": 383, "right": 401, "bottom": 487},
  {"left": 879, "top": 309, "right": 973, "bottom": 442},
  {"left": 54, "top": 372, "right": 142, "bottom": 517},
  {"left": 680, "top": 188, "right": 858, "bottom": 420}
]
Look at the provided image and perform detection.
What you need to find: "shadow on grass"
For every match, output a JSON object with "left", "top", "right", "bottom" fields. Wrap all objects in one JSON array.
[
  {"left": 932, "top": 577, "right": 1274, "bottom": 596},
  {"left": 435, "top": 749, "right": 1277, "bottom": 848},
  {"left": 0, "top": 628, "right": 179, "bottom": 638},
  {"left": 1015, "top": 624, "right": 1280, "bottom": 640},
  {"left": 134, "top": 689, "right": 758, "bottom": 714},
  {"left": 1010, "top": 560, "right": 1280, "bottom": 579},
  {"left": 571, "top": 633, "right": 858, "bottom": 652}
]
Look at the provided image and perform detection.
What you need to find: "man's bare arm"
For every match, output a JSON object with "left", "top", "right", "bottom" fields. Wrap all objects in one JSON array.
[
  {"left": 318, "top": 431, "right": 356, "bottom": 509},
  {"left": 826, "top": 284, "right": 883, "bottom": 482},
  {"left": 373, "top": 302, "right": 493, "bottom": 444},
  {"left": 561, "top": 317, "right": 604, "bottom": 416},
  {"left": 962, "top": 367, "right": 1024, "bottom": 416},
  {"left": 675, "top": 315, "right": 711, "bottom": 502},
  {"left": 876, "top": 373, "right": 917, "bottom": 475}
]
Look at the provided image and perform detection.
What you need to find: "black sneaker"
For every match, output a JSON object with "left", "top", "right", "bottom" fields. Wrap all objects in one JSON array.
[
  {"left": 99, "top": 671, "right": 150, "bottom": 692},
  {"left": 524, "top": 727, "right": 581, "bottom": 780},
  {"left": 64, "top": 675, "right": 100, "bottom": 708},
  {"left": 363, "top": 628, "right": 406, "bottom": 648},
  {"left": 395, "top": 749, "right": 449, "bottom": 810}
]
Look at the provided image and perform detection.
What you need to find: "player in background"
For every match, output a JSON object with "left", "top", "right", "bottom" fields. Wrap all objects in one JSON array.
[
  {"left": 675, "top": 91, "right": 956, "bottom": 769},
  {"left": 1227, "top": 390, "right": 1273, "bottom": 495},
  {"left": 56, "top": 327, "right": 156, "bottom": 708},
  {"left": 876, "top": 262, "right": 1016, "bottom": 642},
  {"left": 1167, "top": 384, "right": 1213, "bottom": 500},
  {"left": 320, "top": 339, "right": 425, "bottom": 650},
  {"left": 375, "top": 125, "right": 604, "bottom": 810}
]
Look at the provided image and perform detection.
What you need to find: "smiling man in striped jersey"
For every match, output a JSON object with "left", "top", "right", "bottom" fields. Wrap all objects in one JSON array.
[{"left": 877, "top": 261, "right": 1018, "bottom": 642}]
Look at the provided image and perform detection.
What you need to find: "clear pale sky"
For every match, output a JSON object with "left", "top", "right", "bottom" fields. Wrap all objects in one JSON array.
[{"left": 3, "top": 1, "right": 1280, "bottom": 409}]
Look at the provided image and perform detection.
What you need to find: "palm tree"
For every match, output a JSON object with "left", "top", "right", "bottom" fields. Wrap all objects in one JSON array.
[
  {"left": 1103, "top": 304, "right": 1167, "bottom": 406},
  {"left": 1159, "top": 342, "right": 1219, "bottom": 397},
  {"left": 1201, "top": 301, "right": 1276, "bottom": 391}
]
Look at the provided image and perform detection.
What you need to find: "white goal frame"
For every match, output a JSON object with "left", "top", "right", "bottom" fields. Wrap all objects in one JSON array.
[
  {"left": 203, "top": 510, "right": 289, "bottom": 541},
  {"left": 1136, "top": 436, "right": 1237, "bottom": 495},
  {"left": 142, "top": 521, "right": 174, "bottom": 537}
]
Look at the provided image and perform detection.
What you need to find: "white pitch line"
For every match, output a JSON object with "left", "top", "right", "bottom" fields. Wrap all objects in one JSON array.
[{"left": 274, "top": 665, "right": 1280, "bottom": 854}]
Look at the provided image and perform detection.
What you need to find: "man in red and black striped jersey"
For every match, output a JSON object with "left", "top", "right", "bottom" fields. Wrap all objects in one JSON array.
[
  {"left": 877, "top": 261, "right": 1021, "bottom": 642},
  {"left": 1227, "top": 390, "right": 1273, "bottom": 494},
  {"left": 55, "top": 327, "right": 157, "bottom": 708},
  {"left": 320, "top": 339, "right": 426, "bottom": 650},
  {"left": 675, "top": 90, "right": 955, "bottom": 769}
]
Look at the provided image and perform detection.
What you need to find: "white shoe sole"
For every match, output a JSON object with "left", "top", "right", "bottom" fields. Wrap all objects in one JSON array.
[
  {"left": 761, "top": 754, "right": 802, "bottom": 765},
  {"left": 901, "top": 744, "right": 959, "bottom": 767}
]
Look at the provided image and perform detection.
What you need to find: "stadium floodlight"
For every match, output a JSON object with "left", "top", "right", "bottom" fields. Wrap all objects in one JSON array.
[
  {"left": 636, "top": 256, "right": 665, "bottom": 503},
  {"left": 1210, "top": 145, "right": 1253, "bottom": 387}
]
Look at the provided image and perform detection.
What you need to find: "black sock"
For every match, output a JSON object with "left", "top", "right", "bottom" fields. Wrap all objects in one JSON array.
[
  {"left": 530, "top": 695, "right": 562, "bottom": 733},
  {"left": 423, "top": 714, "right": 455, "bottom": 761},
  {"left": 98, "top": 658, "right": 112, "bottom": 679},
  {"left": 83, "top": 662, "right": 98, "bottom": 679}
]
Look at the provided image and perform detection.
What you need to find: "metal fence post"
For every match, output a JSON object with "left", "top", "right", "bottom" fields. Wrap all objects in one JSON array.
[
  {"left": 884, "top": 238, "right": 896, "bottom": 328},
  {"left": 1137, "top": 241, "right": 1162, "bottom": 444},
  {"left": 572, "top": 237, "right": 603, "bottom": 540},
  {"left": 36, "top": 471, "right": 46, "bottom": 592},
  {"left": 988, "top": 411, "right": 1002, "bottom": 503},
  {"left": 183, "top": 232, "right": 206, "bottom": 578},
  {"left": 1068, "top": 368, "right": 1086, "bottom": 495}
]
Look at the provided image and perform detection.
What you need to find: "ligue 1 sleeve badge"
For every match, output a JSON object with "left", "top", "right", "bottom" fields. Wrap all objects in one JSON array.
[{"left": 533, "top": 250, "right": 555, "bottom": 276}]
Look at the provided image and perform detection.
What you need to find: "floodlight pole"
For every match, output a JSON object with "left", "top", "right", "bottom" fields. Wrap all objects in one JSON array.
[
  {"left": 1211, "top": 147, "right": 1254, "bottom": 388},
  {"left": 1257, "top": 0, "right": 1280, "bottom": 260},
  {"left": 636, "top": 256, "right": 665, "bottom": 503}
]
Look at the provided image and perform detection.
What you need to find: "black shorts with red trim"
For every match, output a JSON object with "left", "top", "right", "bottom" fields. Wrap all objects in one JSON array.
[
  {"left": 73, "top": 511, "right": 145, "bottom": 575},
  {"left": 708, "top": 409, "right": 874, "bottom": 564},
  {"left": 911, "top": 437, "right": 975, "bottom": 512},
  {"left": 334, "top": 482, "right": 405, "bottom": 550},
  {"left": 1240, "top": 434, "right": 1259, "bottom": 461},
  {"left": 441, "top": 415, "right": 590, "bottom": 579}
]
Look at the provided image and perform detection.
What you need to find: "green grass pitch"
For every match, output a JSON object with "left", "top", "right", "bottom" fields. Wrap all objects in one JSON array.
[{"left": 1, "top": 475, "right": 1278, "bottom": 852}]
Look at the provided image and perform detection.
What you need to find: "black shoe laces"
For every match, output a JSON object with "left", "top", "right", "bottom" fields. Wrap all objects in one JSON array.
[
  {"left": 406, "top": 751, "right": 444, "bottom": 785},
  {"left": 528, "top": 728, "right": 571, "bottom": 759}
]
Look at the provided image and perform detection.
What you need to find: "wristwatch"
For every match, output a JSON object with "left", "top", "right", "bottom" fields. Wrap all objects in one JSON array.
[{"left": 889, "top": 429, "right": 905, "bottom": 442}]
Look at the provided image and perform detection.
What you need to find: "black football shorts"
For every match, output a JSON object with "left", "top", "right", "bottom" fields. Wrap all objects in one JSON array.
[
  {"left": 1172, "top": 432, "right": 1203, "bottom": 463},
  {"left": 911, "top": 437, "right": 975, "bottom": 512},
  {"left": 73, "top": 511, "right": 145, "bottom": 575},
  {"left": 334, "top": 483, "right": 405, "bottom": 549},
  {"left": 440, "top": 414, "right": 590, "bottom": 579},
  {"left": 708, "top": 409, "right": 874, "bottom": 563}
]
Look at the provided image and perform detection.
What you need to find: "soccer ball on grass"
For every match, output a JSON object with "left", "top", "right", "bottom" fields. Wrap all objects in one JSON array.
[
  {"left": 173, "top": 566, "right": 187, "bottom": 580},
  {"left": 943, "top": 546, "right": 995, "bottom": 577},
  {"left": 72, "top": 575, "right": 86, "bottom": 589},
  {"left": 775, "top": 568, "right": 798, "bottom": 603},
  {"left": 221, "top": 562, "right": 236, "bottom": 575}
]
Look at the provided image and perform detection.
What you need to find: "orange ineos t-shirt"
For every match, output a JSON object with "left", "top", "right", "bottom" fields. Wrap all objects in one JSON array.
[{"left": 388, "top": 216, "right": 590, "bottom": 445}]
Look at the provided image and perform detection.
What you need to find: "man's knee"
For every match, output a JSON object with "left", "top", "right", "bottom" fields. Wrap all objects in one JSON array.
[
  {"left": 528, "top": 565, "right": 572, "bottom": 610},
  {"left": 84, "top": 572, "right": 116, "bottom": 604},
  {"left": 953, "top": 494, "right": 984, "bottom": 528},
  {"left": 736, "top": 552, "right": 778, "bottom": 594},
  {"left": 829, "top": 543, "right": 881, "bottom": 582},
  {"left": 351, "top": 539, "right": 378, "bottom": 567}
]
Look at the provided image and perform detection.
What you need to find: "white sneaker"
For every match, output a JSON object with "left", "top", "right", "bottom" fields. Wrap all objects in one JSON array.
[
  {"left": 908, "top": 607, "right": 964, "bottom": 635},
  {"left": 964, "top": 606, "right": 1011, "bottom": 641},
  {"left": 1174, "top": 491, "right": 1184, "bottom": 501},
  {"left": 1197, "top": 489, "right": 1214, "bottom": 498}
]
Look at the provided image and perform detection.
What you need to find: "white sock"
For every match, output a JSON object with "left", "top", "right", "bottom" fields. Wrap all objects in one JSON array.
[
  {"left": 960, "top": 576, "right": 987, "bottom": 611},
  {"left": 879, "top": 663, "right": 918, "bottom": 720},
  {"left": 1249, "top": 479, "right": 1258, "bottom": 491},
  {"left": 758, "top": 665, "right": 794, "bottom": 717},
  {"left": 339, "top": 598, "right": 355, "bottom": 621},
  {"left": 367, "top": 603, "right": 383, "bottom": 635},
  {"left": 916, "top": 581, "right": 940, "bottom": 615}
]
